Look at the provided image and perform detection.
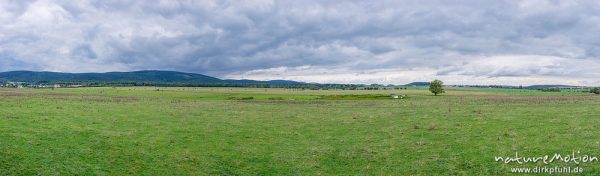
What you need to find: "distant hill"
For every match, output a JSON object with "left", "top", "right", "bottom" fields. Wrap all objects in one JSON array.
[
  {"left": 226, "top": 79, "right": 305, "bottom": 85},
  {"left": 0, "top": 70, "right": 222, "bottom": 83},
  {"left": 406, "top": 82, "right": 430, "bottom": 86},
  {"left": 525, "top": 85, "right": 581, "bottom": 90},
  {"left": 0, "top": 70, "right": 304, "bottom": 84}
]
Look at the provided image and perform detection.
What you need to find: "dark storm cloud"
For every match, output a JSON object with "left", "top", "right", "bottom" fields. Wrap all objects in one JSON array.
[{"left": 1, "top": 0, "right": 600, "bottom": 84}]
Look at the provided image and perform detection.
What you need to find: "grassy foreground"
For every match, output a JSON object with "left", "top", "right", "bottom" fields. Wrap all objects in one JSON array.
[{"left": 1, "top": 87, "right": 600, "bottom": 175}]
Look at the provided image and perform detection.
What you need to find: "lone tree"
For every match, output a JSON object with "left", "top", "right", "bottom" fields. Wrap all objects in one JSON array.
[
  {"left": 591, "top": 87, "right": 600, "bottom": 94},
  {"left": 429, "top": 79, "right": 445, "bottom": 96}
]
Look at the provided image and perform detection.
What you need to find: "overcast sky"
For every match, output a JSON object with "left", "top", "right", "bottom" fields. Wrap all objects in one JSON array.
[{"left": 1, "top": 0, "right": 600, "bottom": 85}]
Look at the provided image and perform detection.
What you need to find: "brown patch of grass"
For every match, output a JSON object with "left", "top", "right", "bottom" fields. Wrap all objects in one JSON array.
[{"left": 428, "top": 124, "right": 437, "bottom": 130}]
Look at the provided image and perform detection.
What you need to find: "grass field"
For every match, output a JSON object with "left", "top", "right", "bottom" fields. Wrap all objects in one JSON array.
[{"left": 2, "top": 87, "right": 600, "bottom": 175}]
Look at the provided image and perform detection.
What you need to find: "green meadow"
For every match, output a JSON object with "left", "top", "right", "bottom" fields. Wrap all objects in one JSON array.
[{"left": 2, "top": 87, "right": 600, "bottom": 175}]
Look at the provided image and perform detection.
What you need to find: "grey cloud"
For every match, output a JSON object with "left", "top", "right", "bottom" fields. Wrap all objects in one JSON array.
[
  {"left": 435, "top": 55, "right": 600, "bottom": 79},
  {"left": 1, "top": 0, "right": 600, "bottom": 84}
]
